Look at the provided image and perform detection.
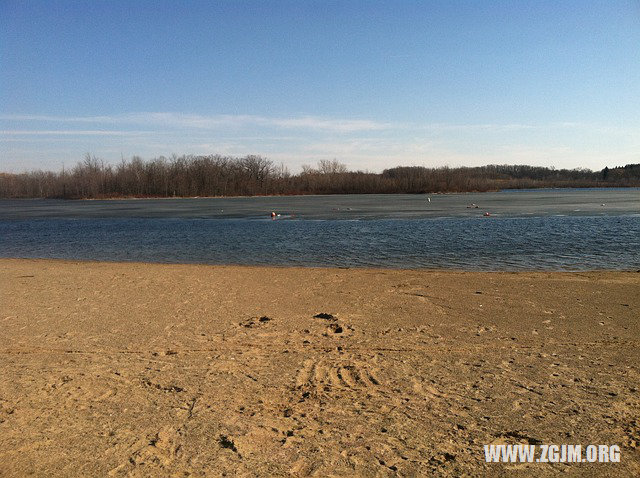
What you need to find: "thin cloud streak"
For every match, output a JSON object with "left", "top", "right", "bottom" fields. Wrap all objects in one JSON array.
[
  {"left": 1, "top": 130, "right": 146, "bottom": 136},
  {"left": 2, "top": 113, "right": 600, "bottom": 134},
  {"left": 2, "top": 113, "right": 637, "bottom": 173},
  {"left": 0, "top": 113, "right": 393, "bottom": 133}
]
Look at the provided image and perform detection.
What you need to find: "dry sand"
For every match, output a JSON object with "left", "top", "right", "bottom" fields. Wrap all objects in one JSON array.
[{"left": 1, "top": 259, "right": 638, "bottom": 477}]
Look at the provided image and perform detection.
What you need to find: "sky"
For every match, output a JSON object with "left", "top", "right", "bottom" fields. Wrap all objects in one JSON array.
[{"left": 1, "top": 0, "right": 639, "bottom": 173}]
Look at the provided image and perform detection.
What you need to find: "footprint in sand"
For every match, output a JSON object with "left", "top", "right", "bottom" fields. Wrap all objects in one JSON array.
[
  {"left": 295, "top": 359, "right": 381, "bottom": 393},
  {"left": 238, "top": 316, "right": 273, "bottom": 328},
  {"left": 110, "top": 426, "right": 182, "bottom": 475}
]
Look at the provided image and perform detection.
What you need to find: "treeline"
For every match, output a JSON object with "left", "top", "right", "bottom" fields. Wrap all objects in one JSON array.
[{"left": 1, "top": 154, "right": 639, "bottom": 199}]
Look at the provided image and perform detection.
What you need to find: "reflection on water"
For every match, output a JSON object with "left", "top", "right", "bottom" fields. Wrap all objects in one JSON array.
[{"left": 1, "top": 189, "right": 639, "bottom": 270}]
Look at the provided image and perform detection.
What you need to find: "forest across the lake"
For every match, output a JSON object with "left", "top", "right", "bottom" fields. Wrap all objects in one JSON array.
[{"left": 2, "top": 154, "right": 639, "bottom": 199}]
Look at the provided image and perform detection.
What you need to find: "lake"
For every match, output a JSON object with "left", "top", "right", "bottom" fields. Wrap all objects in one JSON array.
[{"left": 1, "top": 188, "right": 639, "bottom": 270}]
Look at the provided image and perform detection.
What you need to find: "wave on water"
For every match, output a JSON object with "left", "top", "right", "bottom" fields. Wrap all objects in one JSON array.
[{"left": 1, "top": 214, "right": 639, "bottom": 271}]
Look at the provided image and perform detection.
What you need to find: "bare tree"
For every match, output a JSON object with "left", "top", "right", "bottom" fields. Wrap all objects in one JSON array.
[
  {"left": 1, "top": 154, "right": 638, "bottom": 198},
  {"left": 318, "top": 159, "right": 348, "bottom": 175}
]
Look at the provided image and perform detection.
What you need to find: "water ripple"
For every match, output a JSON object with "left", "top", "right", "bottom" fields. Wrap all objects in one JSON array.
[{"left": 1, "top": 215, "right": 639, "bottom": 271}]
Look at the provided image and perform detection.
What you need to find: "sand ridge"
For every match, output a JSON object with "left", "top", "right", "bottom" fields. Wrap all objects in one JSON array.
[{"left": 1, "top": 259, "right": 639, "bottom": 476}]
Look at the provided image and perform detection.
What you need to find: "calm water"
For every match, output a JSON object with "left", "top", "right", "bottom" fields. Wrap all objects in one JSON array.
[{"left": 1, "top": 189, "right": 639, "bottom": 270}]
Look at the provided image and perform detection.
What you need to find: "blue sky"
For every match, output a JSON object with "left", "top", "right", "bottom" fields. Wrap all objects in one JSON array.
[{"left": 1, "top": 0, "right": 639, "bottom": 172}]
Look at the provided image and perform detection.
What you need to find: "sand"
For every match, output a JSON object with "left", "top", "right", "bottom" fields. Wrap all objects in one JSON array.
[{"left": 1, "top": 259, "right": 638, "bottom": 477}]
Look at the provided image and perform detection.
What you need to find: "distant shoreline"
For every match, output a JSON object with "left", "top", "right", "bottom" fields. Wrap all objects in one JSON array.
[
  {"left": 3, "top": 185, "right": 639, "bottom": 201},
  {"left": 2, "top": 157, "right": 638, "bottom": 199}
]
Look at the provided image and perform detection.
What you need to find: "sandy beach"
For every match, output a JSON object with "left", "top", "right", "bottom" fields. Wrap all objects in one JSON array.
[{"left": 1, "top": 259, "right": 638, "bottom": 476}]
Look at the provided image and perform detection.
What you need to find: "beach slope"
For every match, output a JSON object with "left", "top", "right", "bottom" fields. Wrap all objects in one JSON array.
[{"left": 1, "top": 259, "right": 638, "bottom": 476}]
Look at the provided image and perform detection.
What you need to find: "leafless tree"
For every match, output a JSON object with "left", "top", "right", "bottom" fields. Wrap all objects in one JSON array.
[{"left": 1, "top": 154, "right": 638, "bottom": 198}]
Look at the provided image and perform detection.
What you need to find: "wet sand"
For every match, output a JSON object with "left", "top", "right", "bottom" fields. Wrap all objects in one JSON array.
[{"left": 1, "top": 259, "right": 638, "bottom": 476}]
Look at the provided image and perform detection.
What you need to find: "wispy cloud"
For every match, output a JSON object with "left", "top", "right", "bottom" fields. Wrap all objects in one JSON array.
[
  {"left": 1, "top": 130, "right": 146, "bottom": 136},
  {"left": 0, "top": 113, "right": 393, "bottom": 133},
  {"left": 8, "top": 112, "right": 635, "bottom": 134},
  {"left": 2, "top": 113, "right": 637, "bottom": 173},
  {"left": 419, "top": 123, "right": 537, "bottom": 132},
  {"left": 5, "top": 113, "right": 631, "bottom": 135}
]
